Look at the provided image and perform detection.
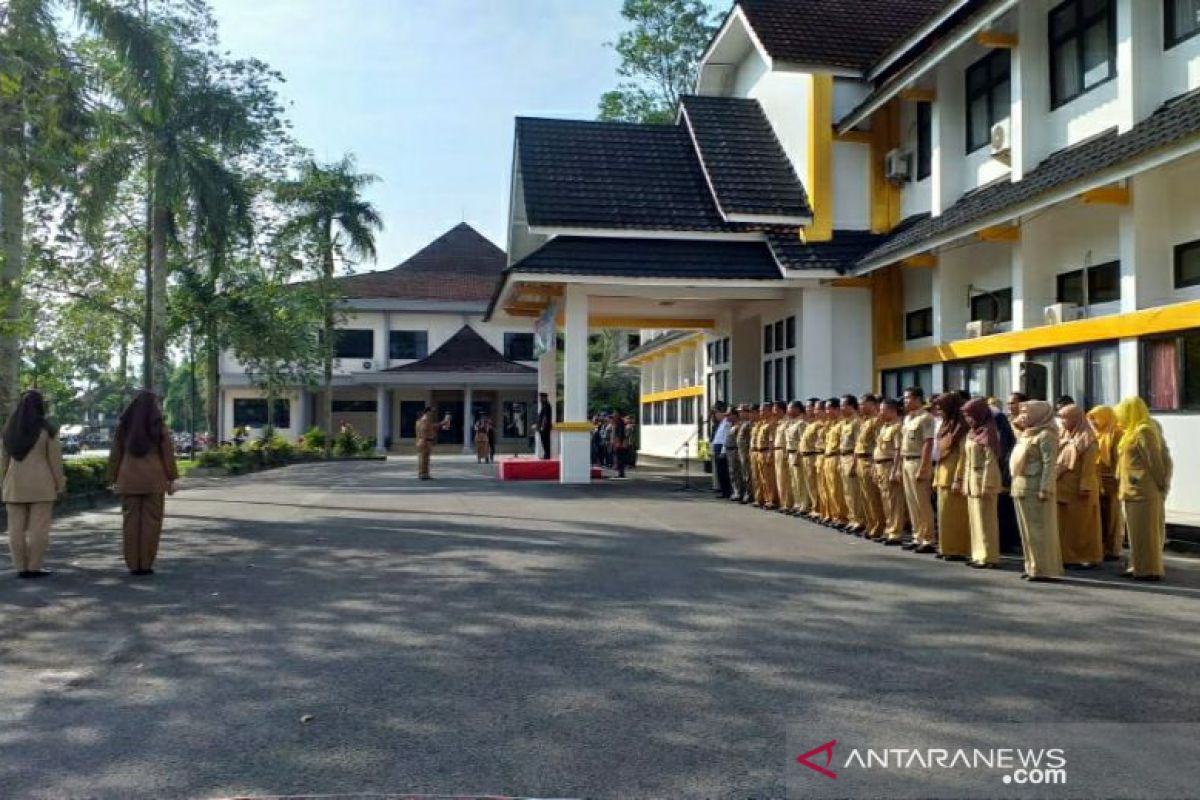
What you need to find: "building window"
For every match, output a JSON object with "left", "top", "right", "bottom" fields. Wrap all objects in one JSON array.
[
  {"left": 233, "top": 399, "right": 290, "bottom": 429},
  {"left": 916, "top": 101, "right": 932, "bottom": 180},
  {"left": 965, "top": 49, "right": 1010, "bottom": 152},
  {"left": 1165, "top": 0, "right": 1200, "bottom": 48},
  {"left": 1174, "top": 238, "right": 1200, "bottom": 288},
  {"left": 1056, "top": 261, "right": 1121, "bottom": 306},
  {"left": 642, "top": 403, "right": 652, "bottom": 425},
  {"left": 627, "top": 332, "right": 641, "bottom": 351},
  {"left": 1028, "top": 343, "right": 1119, "bottom": 409},
  {"left": 905, "top": 307, "right": 934, "bottom": 340},
  {"left": 762, "top": 317, "right": 795, "bottom": 402},
  {"left": 881, "top": 366, "right": 934, "bottom": 399},
  {"left": 331, "top": 400, "right": 378, "bottom": 413},
  {"left": 969, "top": 287, "right": 1013, "bottom": 324},
  {"left": 335, "top": 329, "right": 374, "bottom": 360},
  {"left": 1142, "top": 330, "right": 1200, "bottom": 410},
  {"left": 504, "top": 332, "right": 535, "bottom": 361},
  {"left": 681, "top": 397, "right": 695, "bottom": 425},
  {"left": 389, "top": 330, "right": 428, "bottom": 360},
  {"left": 764, "top": 361, "right": 773, "bottom": 402},
  {"left": 1049, "top": 0, "right": 1116, "bottom": 109},
  {"left": 764, "top": 324, "right": 774, "bottom": 354},
  {"left": 665, "top": 399, "right": 679, "bottom": 425},
  {"left": 652, "top": 401, "right": 664, "bottom": 425}
]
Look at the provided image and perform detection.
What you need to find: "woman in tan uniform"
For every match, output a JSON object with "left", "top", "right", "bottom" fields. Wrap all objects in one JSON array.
[
  {"left": 955, "top": 398, "right": 1002, "bottom": 569},
  {"left": 1114, "top": 397, "right": 1171, "bottom": 581},
  {"left": 2, "top": 391, "right": 66, "bottom": 578},
  {"left": 1087, "top": 405, "right": 1124, "bottom": 561},
  {"left": 931, "top": 393, "right": 971, "bottom": 561},
  {"left": 1055, "top": 404, "right": 1102, "bottom": 568},
  {"left": 1010, "top": 400, "right": 1062, "bottom": 581},
  {"left": 108, "top": 392, "right": 179, "bottom": 576}
]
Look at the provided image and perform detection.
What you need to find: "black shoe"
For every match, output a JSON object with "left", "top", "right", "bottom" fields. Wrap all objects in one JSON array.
[
  {"left": 1103, "top": 554, "right": 1121, "bottom": 562},
  {"left": 884, "top": 539, "right": 903, "bottom": 546},
  {"left": 23, "top": 568, "right": 52, "bottom": 579},
  {"left": 16, "top": 570, "right": 34, "bottom": 579},
  {"left": 942, "top": 555, "right": 969, "bottom": 563},
  {"left": 130, "top": 568, "right": 155, "bottom": 576},
  {"left": 914, "top": 544, "right": 937, "bottom": 554},
  {"left": 1027, "top": 575, "right": 1058, "bottom": 583},
  {"left": 901, "top": 543, "right": 917, "bottom": 551},
  {"left": 1133, "top": 574, "right": 1163, "bottom": 582}
]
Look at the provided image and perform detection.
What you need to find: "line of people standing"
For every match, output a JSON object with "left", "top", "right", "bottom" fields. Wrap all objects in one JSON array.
[
  {"left": 591, "top": 411, "right": 636, "bottom": 478},
  {"left": 714, "top": 388, "right": 1172, "bottom": 582},
  {"left": 3, "top": 390, "right": 178, "bottom": 579}
]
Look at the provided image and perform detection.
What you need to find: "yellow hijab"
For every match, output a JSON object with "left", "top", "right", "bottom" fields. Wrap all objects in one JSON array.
[
  {"left": 1114, "top": 397, "right": 1158, "bottom": 454},
  {"left": 1087, "top": 405, "right": 1119, "bottom": 469}
]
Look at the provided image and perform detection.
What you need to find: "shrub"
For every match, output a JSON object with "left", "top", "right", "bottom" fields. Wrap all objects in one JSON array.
[
  {"left": 64, "top": 458, "right": 110, "bottom": 495},
  {"left": 300, "top": 426, "right": 326, "bottom": 451},
  {"left": 197, "top": 448, "right": 228, "bottom": 468},
  {"left": 333, "top": 425, "right": 371, "bottom": 457}
]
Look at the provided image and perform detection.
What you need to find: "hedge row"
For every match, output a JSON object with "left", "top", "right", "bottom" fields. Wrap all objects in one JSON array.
[{"left": 196, "top": 428, "right": 378, "bottom": 475}]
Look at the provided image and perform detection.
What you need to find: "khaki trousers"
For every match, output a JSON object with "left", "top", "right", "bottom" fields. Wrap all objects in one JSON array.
[
  {"left": 122, "top": 493, "right": 165, "bottom": 572},
  {"left": 760, "top": 455, "right": 778, "bottom": 508},
  {"left": 876, "top": 465, "right": 907, "bottom": 542},
  {"left": 417, "top": 445, "right": 432, "bottom": 479},
  {"left": 740, "top": 449, "right": 755, "bottom": 500},
  {"left": 824, "top": 456, "right": 846, "bottom": 521},
  {"left": 901, "top": 459, "right": 935, "bottom": 545},
  {"left": 967, "top": 493, "right": 1000, "bottom": 565},
  {"left": 792, "top": 462, "right": 809, "bottom": 513},
  {"left": 7, "top": 501, "right": 54, "bottom": 573},
  {"left": 1124, "top": 492, "right": 1166, "bottom": 578},
  {"left": 1014, "top": 493, "right": 1063, "bottom": 578},
  {"left": 806, "top": 457, "right": 823, "bottom": 516},
  {"left": 858, "top": 461, "right": 885, "bottom": 538},
  {"left": 840, "top": 455, "right": 862, "bottom": 526},
  {"left": 775, "top": 452, "right": 793, "bottom": 510},
  {"left": 1098, "top": 476, "right": 1125, "bottom": 558}
]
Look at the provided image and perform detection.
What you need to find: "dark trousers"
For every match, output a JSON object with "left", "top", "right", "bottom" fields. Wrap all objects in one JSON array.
[
  {"left": 615, "top": 447, "right": 627, "bottom": 477},
  {"left": 121, "top": 493, "right": 165, "bottom": 572},
  {"left": 714, "top": 446, "right": 732, "bottom": 498},
  {"left": 539, "top": 428, "right": 551, "bottom": 460}
]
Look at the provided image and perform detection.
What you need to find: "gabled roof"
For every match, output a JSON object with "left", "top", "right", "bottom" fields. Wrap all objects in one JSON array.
[
  {"left": 735, "top": 0, "right": 947, "bottom": 72},
  {"left": 679, "top": 95, "right": 810, "bottom": 222},
  {"left": 859, "top": 88, "right": 1200, "bottom": 269},
  {"left": 384, "top": 326, "right": 535, "bottom": 375},
  {"left": 621, "top": 330, "right": 697, "bottom": 362},
  {"left": 506, "top": 236, "right": 784, "bottom": 280},
  {"left": 767, "top": 230, "right": 889, "bottom": 273},
  {"left": 332, "top": 223, "right": 506, "bottom": 303}
]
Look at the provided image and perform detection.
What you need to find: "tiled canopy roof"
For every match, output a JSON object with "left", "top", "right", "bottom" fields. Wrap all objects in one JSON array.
[
  {"left": 679, "top": 94, "right": 810, "bottom": 221},
  {"left": 767, "top": 230, "right": 890, "bottom": 273},
  {"left": 385, "top": 326, "right": 535, "bottom": 375},
  {"left": 332, "top": 223, "right": 506, "bottom": 303},
  {"left": 736, "top": 0, "right": 947, "bottom": 72},
  {"left": 860, "top": 88, "right": 1200, "bottom": 268},
  {"left": 507, "top": 236, "right": 784, "bottom": 280}
]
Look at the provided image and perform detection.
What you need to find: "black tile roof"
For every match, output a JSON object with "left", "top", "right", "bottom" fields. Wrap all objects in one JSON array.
[
  {"left": 860, "top": 89, "right": 1200, "bottom": 268},
  {"left": 736, "top": 0, "right": 947, "bottom": 72},
  {"left": 385, "top": 326, "right": 535, "bottom": 375},
  {"left": 680, "top": 95, "right": 810, "bottom": 221},
  {"left": 507, "top": 236, "right": 784, "bottom": 279},
  {"left": 767, "top": 230, "right": 890, "bottom": 273}
]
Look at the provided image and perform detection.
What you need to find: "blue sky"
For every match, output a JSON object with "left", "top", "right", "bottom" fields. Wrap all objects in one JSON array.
[{"left": 207, "top": 0, "right": 626, "bottom": 270}]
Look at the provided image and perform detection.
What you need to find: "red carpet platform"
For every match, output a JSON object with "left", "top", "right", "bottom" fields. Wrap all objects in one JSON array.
[{"left": 496, "top": 456, "right": 602, "bottom": 481}]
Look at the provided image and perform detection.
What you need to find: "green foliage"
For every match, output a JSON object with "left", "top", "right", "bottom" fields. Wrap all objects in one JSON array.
[
  {"left": 63, "top": 458, "right": 111, "bottom": 495},
  {"left": 588, "top": 330, "right": 639, "bottom": 415},
  {"left": 332, "top": 424, "right": 374, "bottom": 457},
  {"left": 597, "top": 0, "right": 719, "bottom": 123},
  {"left": 300, "top": 425, "right": 326, "bottom": 451}
]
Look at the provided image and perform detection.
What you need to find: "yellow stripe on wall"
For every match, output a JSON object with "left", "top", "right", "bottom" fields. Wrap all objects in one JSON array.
[
  {"left": 640, "top": 386, "right": 706, "bottom": 403},
  {"left": 805, "top": 74, "right": 834, "bottom": 242}
]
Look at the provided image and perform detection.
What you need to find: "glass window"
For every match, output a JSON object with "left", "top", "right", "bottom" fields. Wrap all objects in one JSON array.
[
  {"left": 1174, "top": 239, "right": 1200, "bottom": 288},
  {"left": 774, "top": 359, "right": 785, "bottom": 402},
  {"left": 331, "top": 400, "right": 377, "bottom": 413},
  {"left": 764, "top": 361, "right": 773, "bottom": 402},
  {"left": 681, "top": 397, "right": 695, "bottom": 425},
  {"left": 786, "top": 355, "right": 796, "bottom": 399},
  {"left": 504, "top": 333, "right": 535, "bottom": 361},
  {"left": 233, "top": 399, "right": 290, "bottom": 428},
  {"left": 946, "top": 363, "right": 968, "bottom": 392},
  {"left": 916, "top": 102, "right": 932, "bottom": 180},
  {"left": 917, "top": 366, "right": 934, "bottom": 393},
  {"left": 642, "top": 403, "right": 652, "bottom": 425},
  {"left": 1057, "top": 270, "right": 1086, "bottom": 306},
  {"left": 721, "top": 338, "right": 730, "bottom": 363},
  {"left": 785, "top": 316, "right": 796, "bottom": 350},
  {"left": 905, "top": 307, "right": 934, "bottom": 340},
  {"left": 1166, "top": 0, "right": 1200, "bottom": 48},
  {"left": 1144, "top": 338, "right": 1180, "bottom": 410},
  {"left": 389, "top": 330, "right": 428, "bottom": 360},
  {"left": 1049, "top": 0, "right": 1115, "bottom": 109},
  {"left": 666, "top": 399, "right": 678, "bottom": 425},
  {"left": 1032, "top": 354, "right": 1058, "bottom": 402},
  {"left": 993, "top": 359, "right": 1013, "bottom": 402},
  {"left": 969, "top": 362, "right": 991, "bottom": 397},
  {"left": 774, "top": 321, "right": 785, "bottom": 351},
  {"left": 764, "top": 324, "right": 774, "bottom": 354},
  {"left": 1089, "top": 345, "right": 1120, "bottom": 408},
  {"left": 335, "top": 329, "right": 374, "bottom": 359},
  {"left": 965, "top": 49, "right": 1011, "bottom": 152},
  {"left": 1057, "top": 262, "right": 1121, "bottom": 305},
  {"left": 1057, "top": 349, "right": 1088, "bottom": 406},
  {"left": 970, "top": 288, "right": 1013, "bottom": 323}
]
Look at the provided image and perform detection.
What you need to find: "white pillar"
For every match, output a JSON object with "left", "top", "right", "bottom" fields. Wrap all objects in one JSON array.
[
  {"left": 462, "top": 385, "right": 474, "bottom": 453},
  {"left": 560, "top": 285, "right": 591, "bottom": 483},
  {"left": 294, "top": 390, "right": 309, "bottom": 441},
  {"left": 375, "top": 386, "right": 389, "bottom": 454},
  {"left": 536, "top": 333, "right": 557, "bottom": 458}
]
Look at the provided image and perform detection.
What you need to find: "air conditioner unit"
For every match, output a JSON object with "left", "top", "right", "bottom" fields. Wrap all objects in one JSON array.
[
  {"left": 1044, "top": 302, "right": 1085, "bottom": 325},
  {"left": 965, "top": 320, "right": 995, "bottom": 338},
  {"left": 361, "top": 359, "right": 375, "bottom": 371},
  {"left": 989, "top": 120, "right": 1012, "bottom": 158},
  {"left": 885, "top": 148, "right": 912, "bottom": 183}
]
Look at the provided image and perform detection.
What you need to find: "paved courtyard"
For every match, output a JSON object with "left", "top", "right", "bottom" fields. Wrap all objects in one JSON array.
[{"left": 2, "top": 457, "right": 1199, "bottom": 799}]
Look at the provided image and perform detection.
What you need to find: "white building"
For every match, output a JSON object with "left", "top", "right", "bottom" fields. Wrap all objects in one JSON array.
[{"left": 219, "top": 223, "right": 539, "bottom": 452}]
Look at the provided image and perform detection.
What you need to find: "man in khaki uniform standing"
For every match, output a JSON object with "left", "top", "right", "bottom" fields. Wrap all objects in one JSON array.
[
  {"left": 875, "top": 398, "right": 908, "bottom": 544},
  {"left": 838, "top": 396, "right": 863, "bottom": 533},
  {"left": 822, "top": 398, "right": 846, "bottom": 525},
  {"left": 772, "top": 401, "right": 793, "bottom": 513},
  {"left": 855, "top": 394, "right": 886, "bottom": 540},
  {"left": 899, "top": 387, "right": 937, "bottom": 552},
  {"left": 785, "top": 400, "right": 808, "bottom": 515},
  {"left": 415, "top": 407, "right": 451, "bottom": 480},
  {"left": 801, "top": 400, "right": 826, "bottom": 520},
  {"left": 736, "top": 406, "right": 756, "bottom": 504},
  {"left": 757, "top": 404, "right": 780, "bottom": 509}
]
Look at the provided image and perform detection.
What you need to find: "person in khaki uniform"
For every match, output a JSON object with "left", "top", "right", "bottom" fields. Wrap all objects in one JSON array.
[
  {"left": 955, "top": 398, "right": 1003, "bottom": 568},
  {"left": 801, "top": 401, "right": 826, "bottom": 520},
  {"left": 837, "top": 396, "right": 863, "bottom": 533},
  {"left": 2, "top": 391, "right": 66, "bottom": 579},
  {"left": 899, "top": 387, "right": 936, "bottom": 552},
  {"left": 786, "top": 401, "right": 809, "bottom": 515},
  {"left": 854, "top": 394, "right": 885, "bottom": 540},
  {"left": 108, "top": 391, "right": 179, "bottom": 576},
  {"left": 931, "top": 392, "right": 971, "bottom": 561},
  {"left": 757, "top": 404, "right": 780, "bottom": 509},
  {"left": 875, "top": 398, "right": 908, "bottom": 545},
  {"left": 1087, "top": 405, "right": 1124, "bottom": 561},
  {"left": 1010, "top": 400, "right": 1063, "bottom": 581},
  {"left": 822, "top": 398, "right": 847, "bottom": 525},
  {"left": 735, "top": 406, "right": 757, "bottom": 504},
  {"left": 1055, "top": 404, "right": 1103, "bottom": 568},
  {"left": 749, "top": 411, "right": 765, "bottom": 506},
  {"left": 772, "top": 402, "right": 793, "bottom": 513},
  {"left": 415, "top": 407, "right": 451, "bottom": 480},
  {"left": 1115, "top": 397, "right": 1172, "bottom": 581}
]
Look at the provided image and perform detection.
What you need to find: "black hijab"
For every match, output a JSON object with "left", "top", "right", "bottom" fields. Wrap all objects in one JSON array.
[
  {"left": 2, "top": 391, "right": 51, "bottom": 462},
  {"left": 118, "top": 391, "right": 164, "bottom": 458}
]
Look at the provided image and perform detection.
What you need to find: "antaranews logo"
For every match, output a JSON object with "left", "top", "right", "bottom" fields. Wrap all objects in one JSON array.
[
  {"left": 795, "top": 741, "right": 1068, "bottom": 787},
  {"left": 796, "top": 739, "right": 839, "bottom": 779}
]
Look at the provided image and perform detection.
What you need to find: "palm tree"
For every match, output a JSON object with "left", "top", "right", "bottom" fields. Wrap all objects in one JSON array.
[
  {"left": 275, "top": 156, "right": 382, "bottom": 452},
  {"left": 0, "top": 0, "right": 159, "bottom": 417}
]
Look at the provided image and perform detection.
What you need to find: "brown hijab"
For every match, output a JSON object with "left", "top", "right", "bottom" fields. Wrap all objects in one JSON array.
[
  {"left": 2, "top": 390, "right": 52, "bottom": 462},
  {"left": 1056, "top": 403, "right": 1096, "bottom": 472},
  {"left": 932, "top": 392, "right": 968, "bottom": 455},
  {"left": 117, "top": 391, "right": 164, "bottom": 458},
  {"left": 963, "top": 397, "right": 1000, "bottom": 456}
]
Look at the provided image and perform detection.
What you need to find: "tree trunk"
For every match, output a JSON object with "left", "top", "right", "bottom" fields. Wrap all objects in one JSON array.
[
  {"left": 149, "top": 203, "right": 170, "bottom": 397},
  {"left": 206, "top": 317, "right": 220, "bottom": 448},
  {"left": 0, "top": 153, "right": 25, "bottom": 422},
  {"left": 321, "top": 228, "right": 334, "bottom": 457}
]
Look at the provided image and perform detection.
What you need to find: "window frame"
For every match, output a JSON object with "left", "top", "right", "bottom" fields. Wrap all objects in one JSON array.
[
  {"left": 388, "top": 330, "right": 428, "bottom": 360},
  {"left": 1165, "top": 0, "right": 1200, "bottom": 49},
  {"left": 969, "top": 287, "right": 1014, "bottom": 324},
  {"left": 334, "top": 328, "right": 374, "bottom": 360},
  {"left": 1027, "top": 340, "right": 1120, "bottom": 410},
  {"left": 1048, "top": 0, "right": 1117, "bottom": 110},
  {"left": 232, "top": 398, "right": 291, "bottom": 429},
  {"left": 1055, "top": 260, "right": 1122, "bottom": 306},
  {"left": 503, "top": 332, "right": 535, "bottom": 361},
  {"left": 905, "top": 307, "right": 934, "bottom": 340},
  {"left": 965, "top": 49, "right": 1011, "bottom": 153},
  {"left": 1141, "top": 329, "right": 1200, "bottom": 412},
  {"left": 1173, "top": 238, "right": 1200, "bottom": 289}
]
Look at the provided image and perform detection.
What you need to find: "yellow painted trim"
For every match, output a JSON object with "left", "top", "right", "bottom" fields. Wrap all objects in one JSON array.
[
  {"left": 830, "top": 277, "right": 873, "bottom": 288},
  {"left": 869, "top": 99, "right": 903, "bottom": 234},
  {"left": 875, "top": 300, "right": 1200, "bottom": 371},
  {"left": 899, "top": 88, "right": 936, "bottom": 103},
  {"left": 553, "top": 422, "right": 595, "bottom": 432},
  {"left": 805, "top": 74, "right": 834, "bottom": 242},
  {"left": 975, "top": 31, "right": 1018, "bottom": 48},
  {"left": 835, "top": 130, "right": 872, "bottom": 144},
  {"left": 1080, "top": 186, "right": 1130, "bottom": 205},
  {"left": 588, "top": 317, "right": 715, "bottom": 330},
  {"left": 976, "top": 225, "right": 1020, "bottom": 242},
  {"left": 902, "top": 254, "right": 938, "bottom": 268},
  {"left": 640, "top": 386, "right": 706, "bottom": 403}
]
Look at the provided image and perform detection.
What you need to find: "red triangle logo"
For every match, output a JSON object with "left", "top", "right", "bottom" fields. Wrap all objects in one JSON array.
[{"left": 797, "top": 739, "right": 838, "bottom": 779}]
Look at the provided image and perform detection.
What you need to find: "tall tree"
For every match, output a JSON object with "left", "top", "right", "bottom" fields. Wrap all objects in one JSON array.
[
  {"left": 275, "top": 156, "right": 382, "bottom": 453},
  {"left": 597, "top": 0, "right": 718, "bottom": 124}
]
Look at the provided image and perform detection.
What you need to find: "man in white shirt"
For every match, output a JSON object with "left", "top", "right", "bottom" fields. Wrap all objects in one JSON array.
[{"left": 712, "top": 408, "right": 733, "bottom": 498}]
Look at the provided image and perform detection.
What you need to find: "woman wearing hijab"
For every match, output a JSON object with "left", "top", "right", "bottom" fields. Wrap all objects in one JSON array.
[
  {"left": 1114, "top": 397, "right": 1172, "bottom": 581},
  {"left": 1009, "top": 400, "right": 1063, "bottom": 581},
  {"left": 931, "top": 393, "right": 971, "bottom": 561},
  {"left": 954, "top": 398, "right": 1003, "bottom": 568},
  {"left": 991, "top": 404, "right": 1022, "bottom": 554},
  {"left": 108, "top": 392, "right": 179, "bottom": 576},
  {"left": 1055, "top": 404, "right": 1102, "bottom": 568},
  {"left": 1087, "top": 405, "right": 1124, "bottom": 562},
  {"left": 1, "top": 391, "right": 66, "bottom": 578}
]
